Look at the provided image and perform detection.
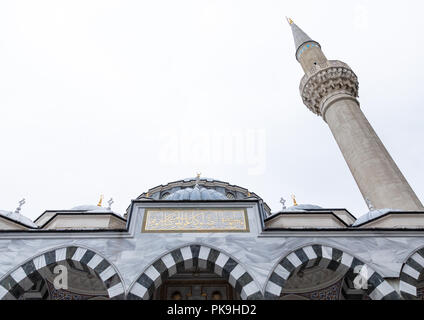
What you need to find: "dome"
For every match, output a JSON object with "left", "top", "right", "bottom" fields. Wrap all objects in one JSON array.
[
  {"left": 182, "top": 177, "right": 225, "bottom": 183},
  {"left": 137, "top": 176, "right": 272, "bottom": 215},
  {"left": 285, "top": 204, "right": 323, "bottom": 211},
  {"left": 164, "top": 185, "right": 227, "bottom": 200},
  {"left": 70, "top": 205, "right": 111, "bottom": 212},
  {"left": 352, "top": 208, "right": 401, "bottom": 227},
  {"left": 0, "top": 210, "right": 38, "bottom": 228}
]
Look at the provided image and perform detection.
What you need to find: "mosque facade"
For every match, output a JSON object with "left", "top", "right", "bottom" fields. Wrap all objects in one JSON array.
[{"left": 0, "top": 21, "right": 423, "bottom": 300}]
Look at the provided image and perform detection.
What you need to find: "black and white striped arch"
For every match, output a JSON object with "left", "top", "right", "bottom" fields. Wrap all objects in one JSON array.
[
  {"left": 399, "top": 247, "right": 424, "bottom": 299},
  {"left": 265, "top": 245, "right": 400, "bottom": 300},
  {"left": 127, "top": 245, "right": 263, "bottom": 300},
  {"left": 0, "top": 246, "right": 125, "bottom": 300}
]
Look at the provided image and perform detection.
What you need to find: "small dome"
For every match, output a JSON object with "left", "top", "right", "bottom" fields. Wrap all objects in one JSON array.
[
  {"left": 70, "top": 205, "right": 111, "bottom": 212},
  {"left": 286, "top": 204, "right": 323, "bottom": 211},
  {"left": 165, "top": 185, "right": 227, "bottom": 200},
  {"left": 352, "top": 208, "right": 401, "bottom": 227},
  {"left": 0, "top": 210, "right": 38, "bottom": 228}
]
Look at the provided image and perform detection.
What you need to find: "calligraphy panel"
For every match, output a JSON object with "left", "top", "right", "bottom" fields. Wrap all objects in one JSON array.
[{"left": 142, "top": 208, "right": 249, "bottom": 233}]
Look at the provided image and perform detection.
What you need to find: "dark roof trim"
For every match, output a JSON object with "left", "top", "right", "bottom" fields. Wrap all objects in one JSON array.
[
  {"left": 0, "top": 228, "right": 127, "bottom": 233},
  {"left": 39, "top": 212, "right": 126, "bottom": 229},
  {"left": 263, "top": 227, "right": 424, "bottom": 232},
  {"left": 304, "top": 208, "right": 357, "bottom": 221},
  {"left": 270, "top": 208, "right": 357, "bottom": 222},
  {"left": 353, "top": 211, "right": 424, "bottom": 227},
  {"left": 264, "top": 211, "right": 350, "bottom": 228},
  {"left": 2, "top": 226, "right": 424, "bottom": 234},
  {"left": 0, "top": 215, "right": 38, "bottom": 229},
  {"left": 34, "top": 209, "right": 124, "bottom": 223}
]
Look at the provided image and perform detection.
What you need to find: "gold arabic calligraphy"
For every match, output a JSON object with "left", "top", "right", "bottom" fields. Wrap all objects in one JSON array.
[{"left": 143, "top": 209, "right": 248, "bottom": 232}]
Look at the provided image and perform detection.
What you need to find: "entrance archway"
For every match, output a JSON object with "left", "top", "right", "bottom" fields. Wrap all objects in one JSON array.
[
  {"left": 400, "top": 247, "right": 424, "bottom": 299},
  {"left": 265, "top": 244, "right": 400, "bottom": 300},
  {"left": 0, "top": 246, "right": 125, "bottom": 300},
  {"left": 127, "top": 244, "right": 262, "bottom": 300}
]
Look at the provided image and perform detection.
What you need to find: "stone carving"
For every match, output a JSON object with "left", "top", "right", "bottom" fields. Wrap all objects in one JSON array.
[{"left": 299, "top": 60, "right": 359, "bottom": 116}]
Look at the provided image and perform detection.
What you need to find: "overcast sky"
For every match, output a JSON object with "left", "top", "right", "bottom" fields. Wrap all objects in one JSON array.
[{"left": 0, "top": 0, "right": 423, "bottom": 220}]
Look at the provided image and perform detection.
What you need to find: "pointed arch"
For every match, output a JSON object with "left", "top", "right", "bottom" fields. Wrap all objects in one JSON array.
[
  {"left": 0, "top": 246, "right": 125, "bottom": 300},
  {"left": 399, "top": 246, "right": 424, "bottom": 299},
  {"left": 127, "top": 244, "right": 263, "bottom": 300},
  {"left": 264, "top": 244, "right": 400, "bottom": 300}
]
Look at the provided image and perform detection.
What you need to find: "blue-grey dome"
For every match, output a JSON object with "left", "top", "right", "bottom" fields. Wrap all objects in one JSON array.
[
  {"left": 286, "top": 204, "right": 323, "bottom": 211},
  {"left": 70, "top": 205, "right": 112, "bottom": 212},
  {"left": 165, "top": 185, "right": 227, "bottom": 200},
  {"left": 0, "top": 210, "right": 38, "bottom": 228},
  {"left": 352, "top": 208, "right": 401, "bottom": 227}
]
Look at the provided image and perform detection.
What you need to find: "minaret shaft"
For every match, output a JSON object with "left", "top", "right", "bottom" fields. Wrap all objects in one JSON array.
[
  {"left": 324, "top": 94, "right": 423, "bottom": 210},
  {"left": 289, "top": 20, "right": 423, "bottom": 211}
]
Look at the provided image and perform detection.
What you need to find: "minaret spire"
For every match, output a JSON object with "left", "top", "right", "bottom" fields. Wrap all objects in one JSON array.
[
  {"left": 287, "top": 20, "right": 424, "bottom": 211},
  {"left": 286, "top": 18, "right": 320, "bottom": 62},
  {"left": 286, "top": 19, "right": 325, "bottom": 72}
]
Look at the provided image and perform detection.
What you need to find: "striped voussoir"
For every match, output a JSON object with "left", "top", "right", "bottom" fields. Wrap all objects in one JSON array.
[
  {"left": 127, "top": 245, "right": 263, "bottom": 300},
  {"left": 264, "top": 245, "right": 401, "bottom": 300},
  {"left": 0, "top": 246, "right": 125, "bottom": 300},
  {"left": 399, "top": 248, "right": 424, "bottom": 299}
]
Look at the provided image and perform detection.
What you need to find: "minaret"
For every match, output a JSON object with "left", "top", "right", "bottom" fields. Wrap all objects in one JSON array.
[{"left": 287, "top": 18, "right": 423, "bottom": 211}]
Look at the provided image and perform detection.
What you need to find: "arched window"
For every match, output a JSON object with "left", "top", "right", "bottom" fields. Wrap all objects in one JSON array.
[
  {"left": 226, "top": 192, "right": 235, "bottom": 200},
  {"left": 161, "top": 192, "right": 170, "bottom": 200}
]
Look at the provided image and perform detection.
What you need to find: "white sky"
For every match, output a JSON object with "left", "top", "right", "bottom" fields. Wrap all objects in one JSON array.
[{"left": 0, "top": 0, "right": 423, "bottom": 220}]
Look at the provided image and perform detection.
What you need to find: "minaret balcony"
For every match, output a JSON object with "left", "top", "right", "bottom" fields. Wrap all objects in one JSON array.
[{"left": 299, "top": 60, "right": 359, "bottom": 116}]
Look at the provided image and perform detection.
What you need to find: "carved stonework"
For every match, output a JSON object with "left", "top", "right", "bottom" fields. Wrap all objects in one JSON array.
[
  {"left": 280, "top": 278, "right": 343, "bottom": 300},
  {"left": 299, "top": 60, "right": 359, "bottom": 116}
]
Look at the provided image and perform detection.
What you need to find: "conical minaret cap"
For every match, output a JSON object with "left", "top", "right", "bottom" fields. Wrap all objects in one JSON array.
[{"left": 286, "top": 18, "right": 320, "bottom": 60}]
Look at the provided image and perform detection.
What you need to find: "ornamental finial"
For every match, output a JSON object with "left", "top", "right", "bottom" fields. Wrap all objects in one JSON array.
[
  {"left": 107, "top": 198, "right": 114, "bottom": 210},
  {"left": 280, "top": 197, "right": 287, "bottom": 210},
  {"left": 15, "top": 198, "right": 26, "bottom": 214},
  {"left": 291, "top": 194, "right": 298, "bottom": 206},
  {"left": 365, "top": 197, "right": 375, "bottom": 211},
  {"left": 286, "top": 17, "right": 294, "bottom": 25},
  {"left": 97, "top": 194, "right": 104, "bottom": 207},
  {"left": 195, "top": 172, "right": 201, "bottom": 186}
]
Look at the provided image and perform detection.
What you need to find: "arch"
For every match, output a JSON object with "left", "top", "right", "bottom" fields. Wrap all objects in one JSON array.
[
  {"left": 0, "top": 246, "right": 125, "bottom": 300},
  {"left": 264, "top": 244, "right": 400, "bottom": 300},
  {"left": 399, "top": 246, "right": 424, "bottom": 299},
  {"left": 127, "top": 244, "right": 263, "bottom": 300}
]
